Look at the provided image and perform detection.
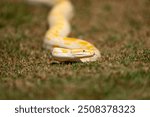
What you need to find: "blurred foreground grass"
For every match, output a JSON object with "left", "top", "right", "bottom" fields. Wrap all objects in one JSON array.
[{"left": 0, "top": 0, "right": 150, "bottom": 99}]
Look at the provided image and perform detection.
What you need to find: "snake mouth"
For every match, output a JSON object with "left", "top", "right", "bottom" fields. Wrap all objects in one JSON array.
[{"left": 72, "top": 52, "right": 95, "bottom": 58}]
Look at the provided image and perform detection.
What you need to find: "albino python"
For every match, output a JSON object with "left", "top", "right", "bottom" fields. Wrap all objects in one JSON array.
[{"left": 28, "top": 0, "right": 101, "bottom": 62}]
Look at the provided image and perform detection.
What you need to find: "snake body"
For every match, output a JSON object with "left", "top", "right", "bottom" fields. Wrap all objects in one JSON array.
[{"left": 28, "top": 0, "right": 101, "bottom": 62}]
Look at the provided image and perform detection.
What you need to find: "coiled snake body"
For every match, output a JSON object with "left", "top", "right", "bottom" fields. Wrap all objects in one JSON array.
[{"left": 28, "top": 0, "right": 101, "bottom": 62}]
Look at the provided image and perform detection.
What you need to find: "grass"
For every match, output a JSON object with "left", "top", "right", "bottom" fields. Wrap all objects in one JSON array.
[{"left": 0, "top": 0, "right": 150, "bottom": 99}]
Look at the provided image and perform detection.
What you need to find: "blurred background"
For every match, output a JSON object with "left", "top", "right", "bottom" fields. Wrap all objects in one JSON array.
[{"left": 0, "top": 0, "right": 150, "bottom": 99}]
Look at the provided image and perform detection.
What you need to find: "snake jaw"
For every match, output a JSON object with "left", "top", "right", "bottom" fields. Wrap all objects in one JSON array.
[{"left": 71, "top": 49, "right": 95, "bottom": 58}]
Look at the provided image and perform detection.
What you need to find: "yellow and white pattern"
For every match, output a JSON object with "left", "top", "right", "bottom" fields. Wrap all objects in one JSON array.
[{"left": 28, "top": 0, "right": 101, "bottom": 62}]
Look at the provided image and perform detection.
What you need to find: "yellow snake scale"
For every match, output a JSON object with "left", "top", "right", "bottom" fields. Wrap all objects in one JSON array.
[{"left": 28, "top": 0, "right": 101, "bottom": 62}]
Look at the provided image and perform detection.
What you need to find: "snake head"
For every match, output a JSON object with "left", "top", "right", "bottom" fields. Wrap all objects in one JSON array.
[
  {"left": 52, "top": 47, "right": 95, "bottom": 59},
  {"left": 71, "top": 49, "right": 95, "bottom": 58}
]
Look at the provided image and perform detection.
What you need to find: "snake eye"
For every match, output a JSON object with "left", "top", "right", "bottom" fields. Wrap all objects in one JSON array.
[{"left": 83, "top": 50, "right": 85, "bottom": 52}]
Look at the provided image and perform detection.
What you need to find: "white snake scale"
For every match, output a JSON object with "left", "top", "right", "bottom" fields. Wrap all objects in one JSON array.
[{"left": 28, "top": 0, "right": 101, "bottom": 62}]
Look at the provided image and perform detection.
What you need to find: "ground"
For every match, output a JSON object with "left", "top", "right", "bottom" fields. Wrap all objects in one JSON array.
[{"left": 0, "top": 0, "right": 150, "bottom": 99}]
